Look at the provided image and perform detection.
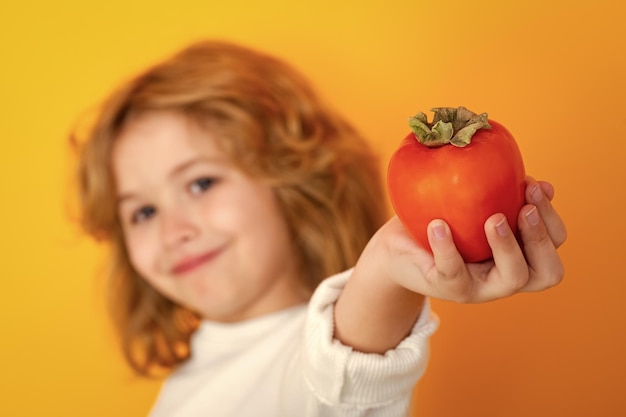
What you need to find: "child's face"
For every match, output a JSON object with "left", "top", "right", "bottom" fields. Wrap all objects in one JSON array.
[{"left": 112, "top": 111, "right": 308, "bottom": 322}]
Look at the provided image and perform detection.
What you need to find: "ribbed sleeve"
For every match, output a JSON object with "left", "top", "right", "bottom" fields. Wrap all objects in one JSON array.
[{"left": 303, "top": 269, "right": 439, "bottom": 416}]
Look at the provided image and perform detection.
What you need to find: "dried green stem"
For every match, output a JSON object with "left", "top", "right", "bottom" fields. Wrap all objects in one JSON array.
[{"left": 408, "top": 107, "right": 491, "bottom": 147}]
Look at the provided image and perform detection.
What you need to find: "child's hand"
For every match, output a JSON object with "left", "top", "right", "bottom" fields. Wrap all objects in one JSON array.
[
  {"left": 379, "top": 178, "right": 567, "bottom": 303},
  {"left": 334, "top": 178, "right": 566, "bottom": 353}
]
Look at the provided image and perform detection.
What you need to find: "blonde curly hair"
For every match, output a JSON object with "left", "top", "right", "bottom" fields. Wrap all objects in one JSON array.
[{"left": 71, "top": 40, "right": 388, "bottom": 376}]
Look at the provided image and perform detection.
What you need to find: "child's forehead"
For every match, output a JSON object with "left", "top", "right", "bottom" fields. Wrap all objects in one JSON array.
[
  {"left": 112, "top": 112, "right": 232, "bottom": 178},
  {"left": 116, "top": 111, "right": 223, "bottom": 151}
]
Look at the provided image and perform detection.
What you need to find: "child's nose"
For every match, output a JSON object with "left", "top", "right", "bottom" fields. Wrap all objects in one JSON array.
[{"left": 160, "top": 208, "right": 199, "bottom": 248}]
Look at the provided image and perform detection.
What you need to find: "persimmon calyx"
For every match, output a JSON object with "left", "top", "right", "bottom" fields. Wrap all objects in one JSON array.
[{"left": 408, "top": 106, "right": 492, "bottom": 148}]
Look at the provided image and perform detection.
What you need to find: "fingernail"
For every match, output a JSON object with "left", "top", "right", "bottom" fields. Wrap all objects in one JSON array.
[
  {"left": 526, "top": 206, "right": 539, "bottom": 226},
  {"left": 495, "top": 216, "right": 509, "bottom": 237},
  {"left": 432, "top": 220, "right": 446, "bottom": 240},
  {"left": 530, "top": 185, "right": 543, "bottom": 203}
]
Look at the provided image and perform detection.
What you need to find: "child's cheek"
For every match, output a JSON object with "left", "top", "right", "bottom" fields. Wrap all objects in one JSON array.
[{"left": 125, "top": 229, "right": 158, "bottom": 281}]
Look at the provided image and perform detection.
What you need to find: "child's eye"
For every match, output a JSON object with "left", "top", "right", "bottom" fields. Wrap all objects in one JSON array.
[
  {"left": 190, "top": 177, "right": 216, "bottom": 194},
  {"left": 131, "top": 206, "right": 156, "bottom": 224}
]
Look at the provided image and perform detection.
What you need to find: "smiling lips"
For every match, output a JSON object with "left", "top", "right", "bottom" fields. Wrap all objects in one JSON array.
[{"left": 172, "top": 249, "right": 222, "bottom": 275}]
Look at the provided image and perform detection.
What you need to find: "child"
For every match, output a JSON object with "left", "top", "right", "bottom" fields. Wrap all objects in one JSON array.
[{"left": 72, "top": 40, "right": 566, "bottom": 416}]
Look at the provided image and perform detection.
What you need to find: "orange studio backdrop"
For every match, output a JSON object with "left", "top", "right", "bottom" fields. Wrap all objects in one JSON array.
[{"left": 1, "top": 0, "right": 625, "bottom": 416}]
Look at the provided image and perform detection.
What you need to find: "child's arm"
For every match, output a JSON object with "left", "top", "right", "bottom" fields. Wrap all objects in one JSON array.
[{"left": 334, "top": 179, "right": 566, "bottom": 353}]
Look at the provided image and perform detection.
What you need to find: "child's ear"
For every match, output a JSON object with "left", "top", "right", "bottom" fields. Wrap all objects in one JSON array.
[{"left": 93, "top": 228, "right": 112, "bottom": 243}]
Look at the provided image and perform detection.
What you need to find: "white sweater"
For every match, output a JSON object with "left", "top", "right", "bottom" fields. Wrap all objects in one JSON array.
[{"left": 149, "top": 269, "right": 439, "bottom": 417}]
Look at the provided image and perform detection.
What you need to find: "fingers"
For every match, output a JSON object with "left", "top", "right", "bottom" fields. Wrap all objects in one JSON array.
[
  {"left": 406, "top": 175, "right": 567, "bottom": 303},
  {"left": 476, "top": 214, "right": 530, "bottom": 301},
  {"left": 426, "top": 220, "right": 475, "bottom": 302},
  {"left": 426, "top": 214, "right": 541, "bottom": 303},
  {"left": 525, "top": 176, "right": 554, "bottom": 201},
  {"left": 472, "top": 206, "right": 563, "bottom": 299},
  {"left": 526, "top": 181, "right": 567, "bottom": 248},
  {"left": 538, "top": 180, "right": 555, "bottom": 201},
  {"left": 517, "top": 204, "right": 565, "bottom": 292}
]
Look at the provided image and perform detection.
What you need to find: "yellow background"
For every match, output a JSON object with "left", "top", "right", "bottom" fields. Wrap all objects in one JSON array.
[{"left": 2, "top": 0, "right": 625, "bottom": 416}]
